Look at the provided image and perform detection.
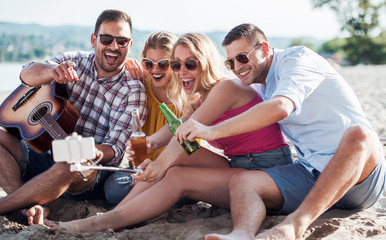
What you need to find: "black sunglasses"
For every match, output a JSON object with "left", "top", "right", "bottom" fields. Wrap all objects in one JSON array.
[
  {"left": 95, "top": 34, "right": 131, "bottom": 48},
  {"left": 170, "top": 60, "right": 198, "bottom": 71},
  {"left": 224, "top": 43, "right": 262, "bottom": 70},
  {"left": 142, "top": 58, "right": 170, "bottom": 71}
]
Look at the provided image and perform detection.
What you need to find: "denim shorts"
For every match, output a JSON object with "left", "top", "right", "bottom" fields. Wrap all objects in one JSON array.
[
  {"left": 230, "top": 147, "right": 293, "bottom": 170},
  {"left": 263, "top": 155, "right": 385, "bottom": 215},
  {"left": 20, "top": 140, "right": 110, "bottom": 200}
]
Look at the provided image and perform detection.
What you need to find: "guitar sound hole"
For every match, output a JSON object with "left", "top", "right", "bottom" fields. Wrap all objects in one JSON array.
[{"left": 32, "top": 107, "right": 48, "bottom": 121}]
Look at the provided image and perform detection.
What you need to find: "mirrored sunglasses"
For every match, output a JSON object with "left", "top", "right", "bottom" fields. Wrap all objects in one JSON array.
[
  {"left": 170, "top": 60, "right": 198, "bottom": 71},
  {"left": 142, "top": 58, "right": 170, "bottom": 71},
  {"left": 224, "top": 43, "right": 262, "bottom": 70},
  {"left": 96, "top": 34, "right": 131, "bottom": 48}
]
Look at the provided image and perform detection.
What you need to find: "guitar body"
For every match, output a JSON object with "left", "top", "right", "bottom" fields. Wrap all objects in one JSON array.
[{"left": 0, "top": 83, "right": 79, "bottom": 153}]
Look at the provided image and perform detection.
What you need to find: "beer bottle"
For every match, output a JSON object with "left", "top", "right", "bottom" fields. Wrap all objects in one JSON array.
[
  {"left": 159, "top": 103, "right": 200, "bottom": 155},
  {"left": 130, "top": 108, "right": 147, "bottom": 168}
]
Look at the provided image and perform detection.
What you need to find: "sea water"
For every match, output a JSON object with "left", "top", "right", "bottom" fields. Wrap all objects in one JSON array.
[{"left": 0, "top": 63, "right": 25, "bottom": 92}]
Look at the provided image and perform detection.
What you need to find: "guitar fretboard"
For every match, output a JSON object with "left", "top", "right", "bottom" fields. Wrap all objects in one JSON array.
[{"left": 39, "top": 113, "right": 68, "bottom": 140}]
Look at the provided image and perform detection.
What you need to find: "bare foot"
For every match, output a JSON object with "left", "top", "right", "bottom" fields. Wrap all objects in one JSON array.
[
  {"left": 25, "top": 205, "right": 50, "bottom": 225},
  {"left": 255, "top": 222, "right": 296, "bottom": 240},
  {"left": 44, "top": 218, "right": 100, "bottom": 233},
  {"left": 205, "top": 232, "right": 251, "bottom": 240},
  {"left": 46, "top": 209, "right": 127, "bottom": 233},
  {"left": 255, "top": 212, "right": 310, "bottom": 240}
]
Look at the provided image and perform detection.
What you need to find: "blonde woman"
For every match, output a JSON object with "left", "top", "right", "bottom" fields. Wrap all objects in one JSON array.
[
  {"left": 104, "top": 31, "right": 185, "bottom": 205},
  {"left": 126, "top": 30, "right": 180, "bottom": 159},
  {"left": 46, "top": 33, "right": 292, "bottom": 233}
]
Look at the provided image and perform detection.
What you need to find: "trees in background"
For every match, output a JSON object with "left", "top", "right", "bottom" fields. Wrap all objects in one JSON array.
[{"left": 312, "top": 0, "right": 386, "bottom": 65}]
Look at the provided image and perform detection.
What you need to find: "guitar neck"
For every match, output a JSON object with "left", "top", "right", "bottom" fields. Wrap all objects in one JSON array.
[{"left": 40, "top": 113, "right": 69, "bottom": 139}]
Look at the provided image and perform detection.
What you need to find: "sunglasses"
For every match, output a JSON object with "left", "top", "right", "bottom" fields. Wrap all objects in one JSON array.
[
  {"left": 142, "top": 58, "right": 170, "bottom": 71},
  {"left": 96, "top": 34, "right": 131, "bottom": 48},
  {"left": 224, "top": 43, "right": 262, "bottom": 70},
  {"left": 170, "top": 60, "right": 198, "bottom": 71}
]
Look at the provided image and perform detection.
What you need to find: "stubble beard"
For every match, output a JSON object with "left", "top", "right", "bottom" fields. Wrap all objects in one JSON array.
[
  {"left": 96, "top": 53, "right": 124, "bottom": 74},
  {"left": 251, "top": 63, "right": 268, "bottom": 85}
]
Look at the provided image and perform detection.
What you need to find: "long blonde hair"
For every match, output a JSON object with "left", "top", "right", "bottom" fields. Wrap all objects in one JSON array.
[{"left": 168, "top": 33, "right": 224, "bottom": 112}]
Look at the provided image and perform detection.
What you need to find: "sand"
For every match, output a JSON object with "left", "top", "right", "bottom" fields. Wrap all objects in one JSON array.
[{"left": 0, "top": 64, "right": 385, "bottom": 239}]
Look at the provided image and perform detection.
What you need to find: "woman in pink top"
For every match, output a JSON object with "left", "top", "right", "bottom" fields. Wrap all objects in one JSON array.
[
  {"left": 207, "top": 93, "right": 291, "bottom": 170},
  {"left": 46, "top": 33, "right": 292, "bottom": 233}
]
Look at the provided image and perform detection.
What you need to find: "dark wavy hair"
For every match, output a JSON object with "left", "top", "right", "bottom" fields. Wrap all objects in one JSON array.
[{"left": 94, "top": 9, "right": 132, "bottom": 35}]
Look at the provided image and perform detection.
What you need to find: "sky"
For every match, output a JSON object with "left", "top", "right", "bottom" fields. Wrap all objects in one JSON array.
[
  {"left": 1, "top": 0, "right": 385, "bottom": 40},
  {"left": 0, "top": 0, "right": 348, "bottom": 40}
]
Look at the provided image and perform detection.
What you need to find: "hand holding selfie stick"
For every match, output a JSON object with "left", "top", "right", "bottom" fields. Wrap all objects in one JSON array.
[
  {"left": 70, "top": 163, "right": 143, "bottom": 175},
  {"left": 52, "top": 133, "right": 143, "bottom": 175}
]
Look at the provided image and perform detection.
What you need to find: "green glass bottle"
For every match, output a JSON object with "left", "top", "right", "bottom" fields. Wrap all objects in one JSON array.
[{"left": 159, "top": 103, "right": 200, "bottom": 155}]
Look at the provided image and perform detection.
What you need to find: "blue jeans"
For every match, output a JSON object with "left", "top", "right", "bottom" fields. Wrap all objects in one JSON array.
[
  {"left": 103, "top": 171, "right": 197, "bottom": 207},
  {"left": 104, "top": 172, "right": 197, "bottom": 208},
  {"left": 20, "top": 140, "right": 110, "bottom": 200},
  {"left": 104, "top": 171, "right": 134, "bottom": 205},
  {"left": 104, "top": 147, "right": 293, "bottom": 206}
]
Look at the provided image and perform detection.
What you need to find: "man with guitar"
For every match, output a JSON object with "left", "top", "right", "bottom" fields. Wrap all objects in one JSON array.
[{"left": 0, "top": 9, "right": 147, "bottom": 224}]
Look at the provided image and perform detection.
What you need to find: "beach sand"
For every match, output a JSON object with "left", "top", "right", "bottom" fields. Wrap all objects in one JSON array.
[{"left": 0, "top": 65, "right": 385, "bottom": 239}]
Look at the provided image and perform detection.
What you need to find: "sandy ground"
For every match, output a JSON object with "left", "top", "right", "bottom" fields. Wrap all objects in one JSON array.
[{"left": 0, "top": 64, "right": 385, "bottom": 239}]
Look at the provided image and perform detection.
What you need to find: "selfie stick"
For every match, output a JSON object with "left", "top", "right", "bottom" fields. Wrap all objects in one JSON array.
[
  {"left": 52, "top": 133, "right": 143, "bottom": 175},
  {"left": 70, "top": 163, "right": 143, "bottom": 175}
]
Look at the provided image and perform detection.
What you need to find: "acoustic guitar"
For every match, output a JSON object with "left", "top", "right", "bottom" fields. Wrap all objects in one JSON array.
[{"left": 0, "top": 83, "right": 79, "bottom": 153}]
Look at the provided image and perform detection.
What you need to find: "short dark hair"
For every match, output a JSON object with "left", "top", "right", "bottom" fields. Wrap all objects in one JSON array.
[
  {"left": 94, "top": 9, "right": 132, "bottom": 35},
  {"left": 222, "top": 23, "right": 268, "bottom": 46}
]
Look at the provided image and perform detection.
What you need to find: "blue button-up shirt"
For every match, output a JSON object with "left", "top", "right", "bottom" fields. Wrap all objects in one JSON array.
[{"left": 259, "top": 46, "right": 378, "bottom": 172}]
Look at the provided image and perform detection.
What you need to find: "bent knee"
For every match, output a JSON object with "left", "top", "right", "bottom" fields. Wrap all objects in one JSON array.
[
  {"left": 0, "top": 128, "right": 15, "bottom": 140},
  {"left": 343, "top": 125, "right": 380, "bottom": 169},
  {"left": 344, "top": 125, "right": 376, "bottom": 150},
  {"left": 164, "top": 166, "right": 186, "bottom": 181},
  {"left": 0, "top": 129, "right": 22, "bottom": 153},
  {"left": 49, "top": 162, "right": 77, "bottom": 178},
  {"left": 345, "top": 125, "right": 368, "bottom": 141}
]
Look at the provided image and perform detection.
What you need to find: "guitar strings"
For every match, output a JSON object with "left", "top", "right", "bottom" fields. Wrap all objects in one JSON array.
[
  {"left": 32, "top": 89, "right": 64, "bottom": 140},
  {"left": 23, "top": 86, "right": 66, "bottom": 140},
  {"left": 28, "top": 97, "right": 63, "bottom": 140}
]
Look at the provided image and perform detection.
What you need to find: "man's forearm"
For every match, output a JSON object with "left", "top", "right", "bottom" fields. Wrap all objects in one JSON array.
[
  {"left": 211, "top": 96, "right": 293, "bottom": 140},
  {"left": 20, "top": 62, "right": 56, "bottom": 86},
  {"left": 95, "top": 144, "right": 116, "bottom": 164}
]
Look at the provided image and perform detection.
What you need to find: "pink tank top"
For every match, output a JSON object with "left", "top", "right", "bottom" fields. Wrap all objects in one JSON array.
[{"left": 207, "top": 95, "right": 288, "bottom": 157}]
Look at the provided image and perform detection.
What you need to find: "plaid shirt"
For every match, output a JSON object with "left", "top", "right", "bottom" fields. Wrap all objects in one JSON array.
[{"left": 46, "top": 51, "right": 147, "bottom": 166}]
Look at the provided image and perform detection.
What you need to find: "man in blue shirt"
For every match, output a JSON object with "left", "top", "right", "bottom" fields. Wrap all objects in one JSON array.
[{"left": 175, "top": 23, "right": 385, "bottom": 240}]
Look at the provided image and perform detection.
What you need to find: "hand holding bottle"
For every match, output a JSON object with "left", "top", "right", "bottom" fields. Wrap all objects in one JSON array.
[
  {"left": 159, "top": 103, "right": 200, "bottom": 155},
  {"left": 175, "top": 118, "right": 214, "bottom": 143},
  {"left": 129, "top": 108, "right": 148, "bottom": 168},
  {"left": 123, "top": 138, "right": 152, "bottom": 167}
]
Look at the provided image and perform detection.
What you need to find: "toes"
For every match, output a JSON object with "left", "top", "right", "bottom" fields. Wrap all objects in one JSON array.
[{"left": 26, "top": 205, "right": 45, "bottom": 225}]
